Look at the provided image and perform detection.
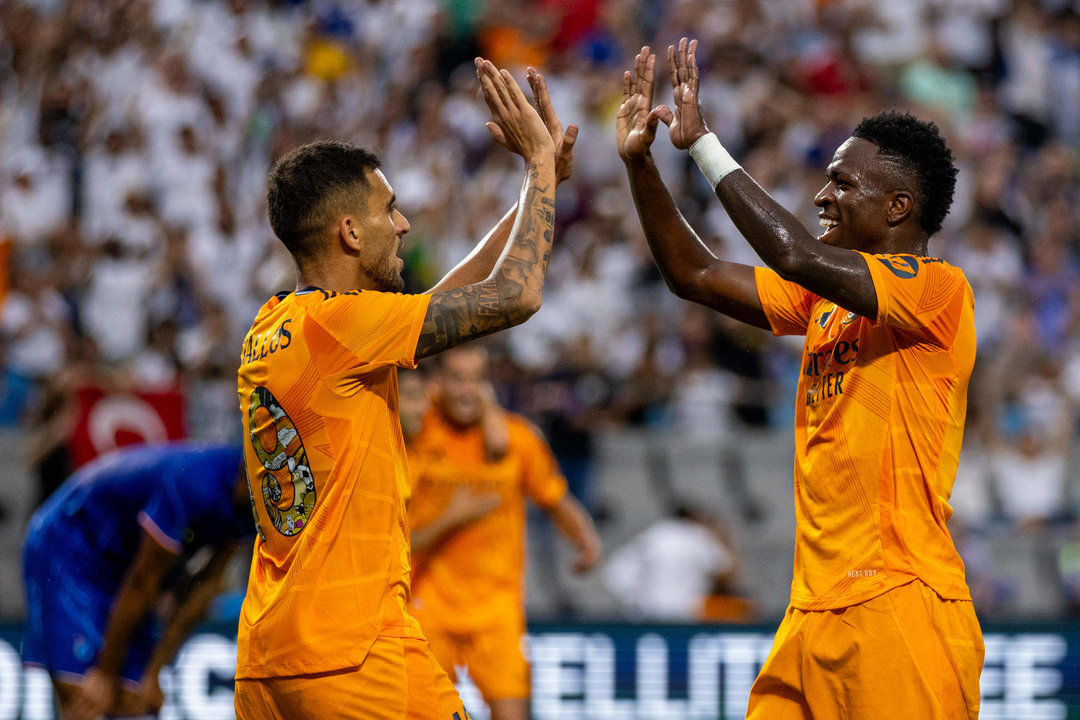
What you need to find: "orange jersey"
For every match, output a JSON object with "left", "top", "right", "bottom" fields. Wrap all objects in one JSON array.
[
  {"left": 236, "top": 287, "right": 431, "bottom": 679},
  {"left": 407, "top": 409, "right": 567, "bottom": 632},
  {"left": 755, "top": 253, "right": 976, "bottom": 610}
]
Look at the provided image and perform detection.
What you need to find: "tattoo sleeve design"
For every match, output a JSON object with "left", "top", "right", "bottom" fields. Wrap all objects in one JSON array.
[{"left": 416, "top": 165, "right": 555, "bottom": 359}]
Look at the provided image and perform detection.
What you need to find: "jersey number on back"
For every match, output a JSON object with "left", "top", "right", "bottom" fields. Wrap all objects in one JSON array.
[{"left": 247, "top": 386, "right": 317, "bottom": 537}]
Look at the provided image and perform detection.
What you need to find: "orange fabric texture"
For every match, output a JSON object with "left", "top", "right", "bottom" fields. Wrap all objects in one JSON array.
[
  {"left": 754, "top": 253, "right": 976, "bottom": 611},
  {"left": 407, "top": 409, "right": 567, "bottom": 634},
  {"left": 423, "top": 617, "right": 530, "bottom": 701},
  {"left": 746, "top": 580, "right": 983, "bottom": 720},
  {"left": 236, "top": 288, "right": 431, "bottom": 679},
  {"left": 234, "top": 637, "right": 471, "bottom": 720}
]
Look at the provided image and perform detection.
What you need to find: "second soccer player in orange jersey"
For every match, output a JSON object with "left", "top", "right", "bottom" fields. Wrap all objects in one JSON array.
[
  {"left": 402, "top": 347, "right": 601, "bottom": 720},
  {"left": 235, "top": 59, "right": 577, "bottom": 719},
  {"left": 618, "top": 41, "right": 983, "bottom": 719}
]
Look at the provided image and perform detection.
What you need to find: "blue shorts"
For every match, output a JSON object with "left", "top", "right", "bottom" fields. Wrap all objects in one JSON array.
[{"left": 22, "top": 528, "right": 157, "bottom": 686}]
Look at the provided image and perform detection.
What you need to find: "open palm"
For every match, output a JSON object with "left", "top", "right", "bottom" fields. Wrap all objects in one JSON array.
[
  {"left": 616, "top": 47, "right": 661, "bottom": 161},
  {"left": 660, "top": 37, "right": 709, "bottom": 150}
]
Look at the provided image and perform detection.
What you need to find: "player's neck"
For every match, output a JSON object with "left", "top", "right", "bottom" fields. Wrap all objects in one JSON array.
[
  {"left": 861, "top": 230, "right": 930, "bottom": 257},
  {"left": 295, "top": 257, "right": 376, "bottom": 294}
]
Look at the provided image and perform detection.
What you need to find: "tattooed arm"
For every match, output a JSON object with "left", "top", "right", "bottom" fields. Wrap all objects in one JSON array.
[
  {"left": 415, "top": 59, "right": 557, "bottom": 359},
  {"left": 415, "top": 163, "right": 556, "bottom": 358},
  {"left": 426, "top": 69, "right": 577, "bottom": 296}
]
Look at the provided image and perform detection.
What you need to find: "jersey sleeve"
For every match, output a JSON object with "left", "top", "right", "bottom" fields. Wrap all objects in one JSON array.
[
  {"left": 304, "top": 291, "right": 431, "bottom": 373},
  {"left": 137, "top": 470, "right": 187, "bottom": 554},
  {"left": 754, "top": 266, "right": 817, "bottom": 336},
  {"left": 859, "top": 253, "right": 970, "bottom": 348},
  {"left": 517, "top": 420, "right": 568, "bottom": 510}
]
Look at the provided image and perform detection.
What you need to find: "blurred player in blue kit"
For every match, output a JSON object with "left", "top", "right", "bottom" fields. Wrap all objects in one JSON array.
[{"left": 22, "top": 442, "right": 252, "bottom": 720}]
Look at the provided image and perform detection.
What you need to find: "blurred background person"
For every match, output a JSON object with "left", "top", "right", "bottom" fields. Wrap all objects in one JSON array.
[
  {"left": 603, "top": 502, "right": 752, "bottom": 622},
  {"left": 403, "top": 346, "right": 602, "bottom": 720},
  {"left": 22, "top": 442, "right": 251, "bottom": 720}
]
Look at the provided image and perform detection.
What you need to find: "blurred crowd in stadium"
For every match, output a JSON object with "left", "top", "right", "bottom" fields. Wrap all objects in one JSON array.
[{"left": 4, "top": 0, "right": 1080, "bottom": 621}]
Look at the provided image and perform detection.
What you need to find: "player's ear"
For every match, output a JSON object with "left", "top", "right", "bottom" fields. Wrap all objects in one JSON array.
[
  {"left": 885, "top": 191, "right": 914, "bottom": 226},
  {"left": 339, "top": 216, "right": 363, "bottom": 252}
]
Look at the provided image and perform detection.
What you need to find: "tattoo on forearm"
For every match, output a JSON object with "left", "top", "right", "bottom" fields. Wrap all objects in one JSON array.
[{"left": 416, "top": 170, "right": 555, "bottom": 359}]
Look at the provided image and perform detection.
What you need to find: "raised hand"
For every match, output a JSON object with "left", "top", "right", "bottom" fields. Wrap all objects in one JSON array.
[
  {"left": 654, "top": 37, "right": 710, "bottom": 150},
  {"left": 475, "top": 58, "right": 555, "bottom": 164},
  {"left": 529, "top": 69, "right": 578, "bottom": 185},
  {"left": 616, "top": 46, "right": 663, "bottom": 161}
]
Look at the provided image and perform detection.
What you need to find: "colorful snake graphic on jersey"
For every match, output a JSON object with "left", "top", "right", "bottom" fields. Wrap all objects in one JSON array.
[{"left": 248, "top": 386, "right": 316, "bottom": 537}]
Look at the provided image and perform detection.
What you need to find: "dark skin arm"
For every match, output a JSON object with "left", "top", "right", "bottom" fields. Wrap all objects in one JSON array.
[
  {"left": 617, "top": 48, "right": 766, "bottom": 328},
  {"left": 623, "top": 153, "right": 768, "bottom": 328},
  {"left": 415, "top": 60, "right": 557, "bottom": 359},
  {"left": 135, "top": 541, "right": 240, "bottom": 715},
  {"left": 619, "top": 42, "right": 877, "bottom": 323},
  {"left": 68, "top": 531, "right": 178, "bottom": 720}
]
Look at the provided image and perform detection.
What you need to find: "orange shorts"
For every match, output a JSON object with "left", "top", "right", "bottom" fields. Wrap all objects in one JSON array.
[
  {"left": 234, "top": 636, "right": 472, "bottom": 720},
  {"left": 423, "top": 617, "right": 529, "bottom": 702},
  {"left": 747, "top": 580, "right": 984, "bottom": 720}
]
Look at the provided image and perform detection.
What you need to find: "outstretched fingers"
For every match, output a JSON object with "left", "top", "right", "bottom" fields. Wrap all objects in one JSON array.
[
  {"left": 476, "top": 58, "right": 509, "bottom": 118},
  {"left": 678, "top": 37, "right": 689, "bottom": 86},
  {"left": 667, "top": 44, "right": 678, "bottom": 90},
  {"left": 643, "top": 52, "right": 656, "bottom": 105},
  {"left": 653, "top": 105, "right": 675, "bottom": 127},
  {"left": 633, "top": 46, "right": 647, "bottom": 96},
  {"left": 688, "top": 39, "right": 699, "bottom": 95},
  {"left": 485, "top": 121, "right": 509, "bottom": 149},
  {"left": 498, "top": 68, "right": 530, "bottom": 112},
  {"left": 527, "top": 68, "right": 561, "bottom": 137},
  {"left": 562, "top": 124, "right": 579, "bottom": 150}
]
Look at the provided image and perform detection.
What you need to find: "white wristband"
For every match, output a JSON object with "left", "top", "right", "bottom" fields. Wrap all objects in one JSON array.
[{"left": 689, "top": 132, "right": 741, "bottom": 188}]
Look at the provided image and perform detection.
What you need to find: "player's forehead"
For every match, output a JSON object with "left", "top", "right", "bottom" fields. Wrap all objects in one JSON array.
[
  {"left": 366, "top": 168, "right": 394, "bottom": 205},
  {"left": 826, "top": 137, "right": 880, "bottom": 178}
]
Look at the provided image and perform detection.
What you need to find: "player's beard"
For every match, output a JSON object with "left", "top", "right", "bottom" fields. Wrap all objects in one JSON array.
[{"left": 371, "top": 254, "right": 405, "bottom": 293}]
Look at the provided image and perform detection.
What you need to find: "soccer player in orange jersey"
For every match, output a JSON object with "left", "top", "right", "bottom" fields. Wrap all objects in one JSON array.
[
  {"left": 402, "top": 346, "right": 602, "bottom": 720},
  {"left": 234, "top": 60, "right": 577, "bottom": 720},
  {"left": 617, "top": 41, "right": 983, "bottom": 719}
]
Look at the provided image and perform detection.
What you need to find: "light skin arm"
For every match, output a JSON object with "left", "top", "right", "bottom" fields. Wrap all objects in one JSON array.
[
  {"left": 134, "top": 541, "right": 240, "bottom": 716},
  {"left": 545, "top": 494, "right": 602, "bottom": 573},
  {"left": 426, "top": 70, "right": 578, "bottom": 295},
  {"left": 415, "top": 60, "right": 557, "bottom": 360},
  {"left": 617, "top": 47, "right": 769, "bottom": 329},
  {"left": 410, "top": 487, "right": 501, "bottom": 554},
  {"left": 68, "top": 531, "right": 178, "bottom": 720},
  {"left": 657, "top": 39, "right": 877, "bottom": 318}
]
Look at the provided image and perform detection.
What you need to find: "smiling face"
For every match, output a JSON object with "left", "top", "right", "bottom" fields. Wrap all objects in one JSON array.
[
  {"left": 354, "top": 169, "right": 410, "bottom": 292},
  {"left": 434, "top": 347, "right": 488, "bottom": 427},
  {"left": 813, "top": 137, "right": 908, "bottom": 252}
]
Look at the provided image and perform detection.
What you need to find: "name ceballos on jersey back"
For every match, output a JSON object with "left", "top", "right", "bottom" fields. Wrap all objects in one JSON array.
[{"left": 241, "top": 318, "right": 293, "bottom": 365}]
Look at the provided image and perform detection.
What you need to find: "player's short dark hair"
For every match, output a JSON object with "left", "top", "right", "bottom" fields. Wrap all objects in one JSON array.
[
  {"left": 852, "top": 111, "right": 957, "bottom": 236},
  {"left": 266, "top": 141, "right": 381, "bottom": 261}
]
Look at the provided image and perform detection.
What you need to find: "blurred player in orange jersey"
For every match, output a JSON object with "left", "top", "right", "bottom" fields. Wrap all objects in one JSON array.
[
  {"left": 618, "top": 41, "right": 982, "bottom": 719},
  {"left": 234, "top": 59, "right": 578, "bottom": 720},
  {"left": 402, "top": 346, "right": 602, "bottom": 720}
]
